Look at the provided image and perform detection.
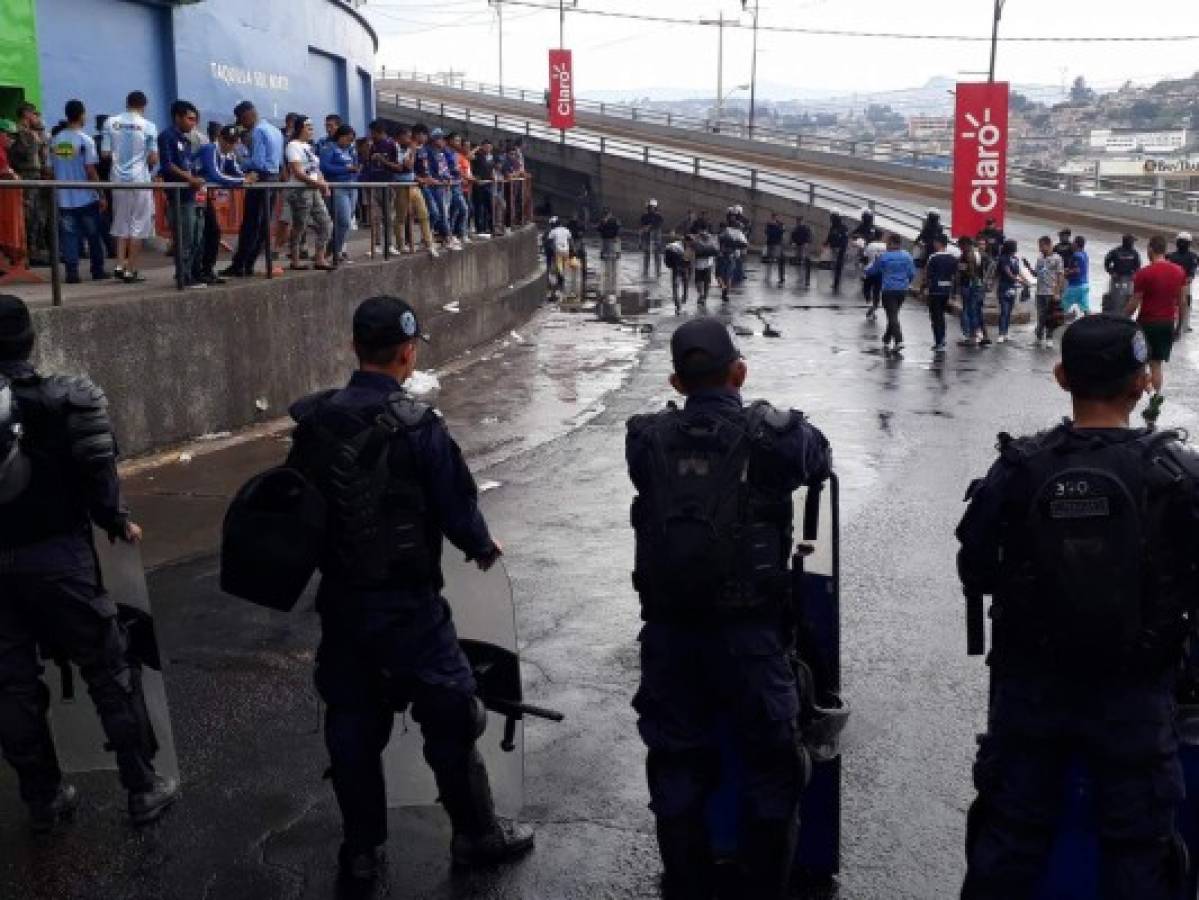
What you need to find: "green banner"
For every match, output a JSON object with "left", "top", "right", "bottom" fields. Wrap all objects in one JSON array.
[{"left": 0, "top": 0, "right": 40, "bottom": 116}]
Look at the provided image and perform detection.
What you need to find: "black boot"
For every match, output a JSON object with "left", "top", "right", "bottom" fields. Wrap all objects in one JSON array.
[
  {"left": 739, "top": 816, "right": 799, "bottom": 900},
  {"left": 129, "top": 774, "right": 180, "bottom": 826},
  {"left": 338, "top": 843, "right": 387, "bottom": 895},
  {"left": 437, "top": 748, "right": 535, "bottom": 867},
  {"left": 29, "top": 783, "right": 79, "bottom": 834},
  {"left": 656, "top": 814, "right": 714, "bottom": 900}
]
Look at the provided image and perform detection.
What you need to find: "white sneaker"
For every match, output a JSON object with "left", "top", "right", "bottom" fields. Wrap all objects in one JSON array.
[
  {"left": 427, "top": 245, "right": 440, "bottom": 259},
  {"left": 893, "top": 342, "right": 904, "bottom": 353},
  {"left": 997, "top": 335, "right": 1007, "bottom": 344},
  {"left": 1044, "top": 339, "right": 1054, "bottom": 350}
]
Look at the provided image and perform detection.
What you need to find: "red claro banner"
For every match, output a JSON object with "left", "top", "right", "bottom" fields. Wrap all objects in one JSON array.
[
  {"left": 548, "top": 49, "right": 575, "bottom": 130},
  {"left": 952, "top": 81, "right": 1009, "bottom": 236}
]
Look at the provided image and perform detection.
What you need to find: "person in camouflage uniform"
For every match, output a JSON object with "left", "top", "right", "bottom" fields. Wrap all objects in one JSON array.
[{"left": 9, "top": 102, "right": 50, "bottom": 266}]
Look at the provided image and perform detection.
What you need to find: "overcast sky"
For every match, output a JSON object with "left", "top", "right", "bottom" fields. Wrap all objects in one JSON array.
[{"left": 365, "top": 0, "right": 1199, "bottom": 98}]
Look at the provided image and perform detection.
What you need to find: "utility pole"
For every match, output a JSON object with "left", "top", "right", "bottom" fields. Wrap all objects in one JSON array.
[
  {"left": 742, "top": 0, "right": 760, "bottom": 137},
  {"left": 988, "top": 0, "right": 1006, "bottom": 82},
  {"left": 490, "top": 0, "right": 504, "bottom": 92},
  {"left": 699, "top": 13, "right": 726, "bottom": 129}
]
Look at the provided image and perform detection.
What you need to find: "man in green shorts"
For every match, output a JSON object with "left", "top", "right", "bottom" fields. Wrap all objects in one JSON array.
[{"left": 1126, "top": 234, "right": 1188, "bottom": 424}]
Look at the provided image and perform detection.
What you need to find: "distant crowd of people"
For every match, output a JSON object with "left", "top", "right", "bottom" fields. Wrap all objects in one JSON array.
[{"left": 0, "top": 93, "right": 533, "bottom": 288}]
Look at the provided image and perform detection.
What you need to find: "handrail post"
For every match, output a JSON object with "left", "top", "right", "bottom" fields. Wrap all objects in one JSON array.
[
  {"left": 751, "top": 170, "right": 759, "bottom": 192},
  {"left": 264, "top": 184, "right": 275, "bottom": 279},
  {"left": 808, "top": 183, "right": 816, "bottom": 207},
  {"left": 171, "top": 188, "right": 184, "bottom": 290},
  {"left": 643, "top": 146, "right": 650, "bottom": 163},
  {"left": 47, "top": 186, "right": 62, "bottom": 307},
  {"left": 693, "top": 157, "right": 700, "bottom": 176},
  {"left": 600, "top": 136, "right": 606, "bottom": 154},
  {"left": 382, "top": 187, "right": 393, "bottom": 258}
]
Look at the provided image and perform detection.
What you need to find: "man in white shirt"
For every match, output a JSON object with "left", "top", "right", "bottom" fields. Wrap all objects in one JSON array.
[
  {"left": 101, "top": 90, "right": 158, "bottom": 283},
  {"left": 546, "top": 220, "right": 573, "bottom": 297}
]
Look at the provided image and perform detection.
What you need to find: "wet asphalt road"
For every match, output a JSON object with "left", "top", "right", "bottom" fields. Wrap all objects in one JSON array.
[{"left": 5, "top": 249, "right": 1199, "bottom": 900}]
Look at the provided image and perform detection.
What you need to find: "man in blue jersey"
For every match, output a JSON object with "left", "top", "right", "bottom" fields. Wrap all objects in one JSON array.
[
  {"left": 196, "top": 125, "right": 246, "bottom": 284},
  {"left": 157, "top": 100, "right": 207, "bottom": 290},
  {"left": 50, "top": 100, "right": 109, "bottom": 285},
  {"left": 100, "top": 91, "right": 158, "bottom": 284},
  {"left": 225, "top": 101, "right": 278, "bottom": 277},
  {"left": 1062, "top": 234, "right": 1091, "bottom": 318}
]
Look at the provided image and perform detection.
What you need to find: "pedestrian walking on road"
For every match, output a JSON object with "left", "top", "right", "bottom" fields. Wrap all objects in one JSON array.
[
  {"left": 764, "top": 213, "right": 786, "bottom": 287},
  {"left": 1103, "top": 234, "right": 1142, "bottom": 315},
  {"left": 791, "top": 216, "right": 813, "bottom": 289},
  {"left": 664, "top": 234, "right": 691, "bottom": 312},
  {"left": 640, "top": 199, "right": 664, "bottom": 278},
  {"left": 717, "top": 221, "right": 748, "bottom": 303},
  {"left": 995, "top": 239, "right": 1033, "bottom": 343},
  {"left": 692, "top": 229, "right": 717, "bottom": 303},
  {"left": 1062, "top": 235, "right": 1092, "bottom": 317},
  {"left": 864, "top": 234, "right": 916, "bottom": 354},
  {"left": 1033, "top": 236, "right": 1066, "bottom": 349},
  {"left": 823, "top": 211, "right": 849, "bottom": 294},
  {"left": 923, "top": 234, "right": 957, "bottom": 352},
  {"left": 1165, "top": 232, "right": 1198, "bottom": 335},
  {"left": 1126, "top": 234, "right": 1188, "bottom": 424},
  {"left": 958, "top": 237, "right": 990, "bottom": 346},
  {"left": 861, "top": 230, "right": 887, "bottom": 320},
  {"left": 626, "top": 317, "right": 831, "bottom": 900}
]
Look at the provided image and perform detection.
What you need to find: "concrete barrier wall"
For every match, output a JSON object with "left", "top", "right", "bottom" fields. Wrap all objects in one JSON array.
[{"left": 30, "top": 227, "right": 543, "bottom": 457}]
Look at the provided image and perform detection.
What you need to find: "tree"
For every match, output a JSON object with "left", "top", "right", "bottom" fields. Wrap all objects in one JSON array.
[
  {"left": 1069, "top": 76, "right": 1096, "bottom": 105},
  {"left": 1009, "top": 91, "right": 1036, "bottom": 113}
]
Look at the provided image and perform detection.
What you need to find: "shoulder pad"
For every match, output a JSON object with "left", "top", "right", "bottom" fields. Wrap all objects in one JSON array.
[
  {"left": 63, "top": 375, "right": 108, "bottom": 411},
  {"left": 385, "top": 392, "right": 436, "bottom": 429},
  {"left": 995, "top": 426, "right": 1062, "bottom": 464},
  {"left": 749, "top": 400, "right": 801, "bottom": 434},
  {"left": 289, "top": 389, "right": 337, "bottom": 423},
  {"left": 1144, "top": 431, "right": 1199, "bottom": 483},
  {"left": 626, "top": 410, "right": 666, "bottom": 438}
]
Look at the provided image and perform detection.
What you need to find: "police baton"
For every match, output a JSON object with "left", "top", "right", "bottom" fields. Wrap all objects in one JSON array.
[{"left": 965, "top": 590, "right": 986, "bottom": 657}]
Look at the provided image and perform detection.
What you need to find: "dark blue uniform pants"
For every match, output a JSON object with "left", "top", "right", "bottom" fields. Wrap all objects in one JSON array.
[
  {"left": 0, "top": 568, "right": 156, "bottom": 802},
  {"left": 962, "top": 676, "right": 1185, "bottom": 900},
  {"left": 316, "top": 587, "right": 488, "bottom": 852},
  {"left": 634, "top": 619, "right": 805, "bottom": 896}
]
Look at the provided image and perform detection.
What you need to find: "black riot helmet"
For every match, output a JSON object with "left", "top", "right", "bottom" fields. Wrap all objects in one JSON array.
[
  {"left": 1178, "top": 231, "right": 1193, "bottom": 253},
  {"left": 0, "top": 377, "right": 31, "bottom": 504}
]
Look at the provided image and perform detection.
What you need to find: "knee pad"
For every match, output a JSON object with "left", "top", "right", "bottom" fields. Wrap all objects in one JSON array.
[{"left": 414, "top": 690, "right": 486, "bottom": 744}]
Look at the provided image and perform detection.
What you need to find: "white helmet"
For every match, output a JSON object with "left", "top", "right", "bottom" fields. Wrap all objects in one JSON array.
[
  {"left": 548, "top": 216, "right": 559, "bottom": 226},
  {"left": 927, "top": 207, "right": 941, "bottom": 217},
  {"left": 860, "top": 207, "right": 872, "bottom": 217},
  {"left": 733, "top": 205, "right": 743, "bottom": 215},
  {"left": 648, "top": 198, "right": 658, "bottom": 207},
  {"left": 830, "top": 208, "right": 842, "bottom": 217},
  {"left": 1178, "top": 231, "right": 1193, "bottom": 242}
]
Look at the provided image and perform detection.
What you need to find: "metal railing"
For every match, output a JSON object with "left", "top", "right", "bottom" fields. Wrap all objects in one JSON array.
[
  {"left": 0, "top": 175, "right": 533, "bottom": 307},
  {"left": 378, "top": 91, "right": 929, "bottom": 237},
  {"left": 382, "top": 71, "right": 1199, "bottom": 216}
]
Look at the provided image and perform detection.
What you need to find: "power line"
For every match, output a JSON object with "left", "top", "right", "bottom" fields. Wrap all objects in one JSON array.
[{"left": 491, "top": 1, "right": 1199, "bottom": 42}]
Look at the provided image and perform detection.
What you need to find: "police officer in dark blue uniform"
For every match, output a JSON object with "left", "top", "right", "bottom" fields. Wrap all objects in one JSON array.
[
  {"left": 287, "top": 296, "right": 534, "bottom": 889},
  {"left": 626, "top": 319, "right": 832, "bottom": 900},
  {"left": 0, "top": 294, "right": 178, "bottom": 832},
  {"left": 957, "top": 314, "right": 1199, "bottom": 899}
]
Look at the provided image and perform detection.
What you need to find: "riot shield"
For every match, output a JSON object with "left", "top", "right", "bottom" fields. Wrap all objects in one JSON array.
[
  {"left": 383, "top": 555, "right": 526, "bottom": 816},
  {"left": 43, "top": 528, "right": 179, "bottom": 780},
  {"left": 706, "top": 473, "right": 846, "bottom": 888}
]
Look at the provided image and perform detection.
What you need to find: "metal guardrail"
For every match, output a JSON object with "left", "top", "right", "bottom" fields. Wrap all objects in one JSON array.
[
  {"left": 0, "top": 175, "right": 533, "bottom": 307},
  {"left": 383, "top": 72, "right": 1199, "bottom": 216},
  {"left": 378, "top": 91, "right": 929, "bottom": 238}
]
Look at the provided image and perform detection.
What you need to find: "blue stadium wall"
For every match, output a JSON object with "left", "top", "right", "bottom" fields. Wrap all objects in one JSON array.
[{"left": 34, "top": 0, "right": 376, "bottom": 132}]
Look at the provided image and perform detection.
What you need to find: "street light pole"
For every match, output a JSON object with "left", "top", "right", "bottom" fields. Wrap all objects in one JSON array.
[
  {"left": 988, "top": 0, "right": 1006, "bottom": 82},
  {"left": 489, "top": 0, "right": 505, "bottom": 92},
  {"left": 742, "top": 0, "right": 760, "bottom": 137},
  {"left": 699, "top": 13, "right": 726, "bottom": 129}
]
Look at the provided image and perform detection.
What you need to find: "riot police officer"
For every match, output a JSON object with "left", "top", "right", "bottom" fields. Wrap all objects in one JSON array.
[
  {"left": 823, "top": 210, "right": 849, "bottom": 294},
  {"left": 286, "top": 296, "right": 533, "bottom": 888},
  {"left": 1103, "top": 234, "right": 1142, "bottom": 315},
  {"left": 626, "top": 318, "right": 832, "bottom": 899},
  {"left": 958, "top": 313, "right": 1199, "bottom": 899},
  {"left": 641, "top": 199, "right": 666, "bottom": 278},
  {"left": 1166, "top": 231, "right": 1198, "bottom": 334},
  {"left": 0, "top": 294, "right": 177, "bottom": 832}
]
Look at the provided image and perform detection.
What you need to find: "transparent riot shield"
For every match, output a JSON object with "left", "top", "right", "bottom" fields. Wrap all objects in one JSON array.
[
  {"left": 384, "top": 555, "right": 525, "bottom": 816},
  {"left": 43, "top": 529, "right": 179, "bottom": 780}
]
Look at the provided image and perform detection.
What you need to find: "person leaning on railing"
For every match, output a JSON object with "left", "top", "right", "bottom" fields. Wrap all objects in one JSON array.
[
  {"left": 224, "top": 101, "right": 279, "bottom": 279},
  {"left": 283, "top": 117, "right": 334, "bottom": 271},
  {"left": 195, "top": 126, "right": 247, "bottom": 285},
  {"left": 319, "top": 124, "right": 360, "bottom": 266},
  {"left": 49, "top": 100, "right": 109, "bottom": 285},
  {"left": 395, "top": 125, "right": 436, "bottom": 257}
]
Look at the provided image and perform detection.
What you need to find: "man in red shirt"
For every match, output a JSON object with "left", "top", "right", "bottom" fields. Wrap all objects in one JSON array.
[{"left": 1125, "top": 233, "right": 1188, "bottom": 422}]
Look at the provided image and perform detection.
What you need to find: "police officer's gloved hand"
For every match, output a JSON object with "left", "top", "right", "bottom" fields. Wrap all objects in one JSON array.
[{"left": 474, "top": 541, "right": 503, "bottom": 572}]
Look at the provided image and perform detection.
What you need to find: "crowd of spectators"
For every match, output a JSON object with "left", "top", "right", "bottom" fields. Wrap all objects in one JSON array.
[{"left": 0, "top": 92, "right": 532, "bottom": 288}]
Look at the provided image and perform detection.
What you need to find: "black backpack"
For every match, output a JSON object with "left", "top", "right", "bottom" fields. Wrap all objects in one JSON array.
[
  {"left": 632, "top": 403, "right": 789, "bottom": 617},
  {"left": 220, "top": 466, "right": 327, "bottom": 611},
  {"left": 1001, "top": 430, "right": 1185, "bottom": 668}
]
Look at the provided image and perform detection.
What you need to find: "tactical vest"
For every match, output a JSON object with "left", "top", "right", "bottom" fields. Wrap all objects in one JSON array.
[
  {"left": 291, "top": 391, "right": 440, "bottom": 591},
  {"left": 991, "top": 427, "right": 1196, "bottom": 676},
  {"left": 630, "top": 402, "right": 795, "bottom": 621},
  {"left": 0, "top": 372, "right": 101, "bottom": 548}
]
